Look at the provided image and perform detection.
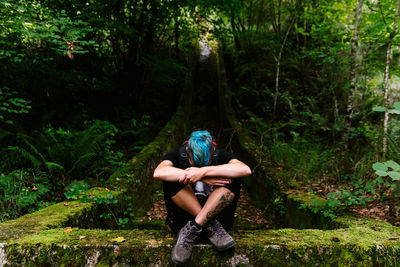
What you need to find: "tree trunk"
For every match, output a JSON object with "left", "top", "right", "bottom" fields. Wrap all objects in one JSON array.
[
  {"left": 272, "top": 19, "right": 295, "bottom": 119},
  {"left": 346, "top": 0, "right": 364, "bottom": 124},
  {"left": 383, "top": 0, "right": 400, "bottom": 154},
  {"left": 344, "top": 0, "right": 363, "bottom": 147},
  {"left": 174, "top": 15, "right": 180, "bottom": 55},
  {"left": 230, "top": 8, "right": 241, "bottom": 50},
  {"left": 383, "top": 40, "right": 392, "bottom": 154}
]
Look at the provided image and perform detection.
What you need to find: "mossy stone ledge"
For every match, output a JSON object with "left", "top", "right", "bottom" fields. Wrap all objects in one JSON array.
[{"left": 1, "top": 215, "right": 400, "bottom": 266}]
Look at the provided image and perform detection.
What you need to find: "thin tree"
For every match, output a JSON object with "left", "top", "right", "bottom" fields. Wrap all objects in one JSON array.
[
  {"left": 382, "top": 0, "right": 400, "bottom": 154},
  {"left": 272, "top": 18, "right": 295, "bottom": 119},
  {"left": 345, "top": 0, "right": 364, "bottom": 132}
]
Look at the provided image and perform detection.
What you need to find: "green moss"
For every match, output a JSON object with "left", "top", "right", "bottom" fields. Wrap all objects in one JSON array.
[
  {"left": 9, "top": 228, "right": 171, "bottom": 247},
  {"left": 2, "top": 214, "right": 400, "bottom": 265},
  {"left": 0, "top": 200, "right": 94, "bottom": 242},
  {"left": 236, "top": 218, "right": 400, "bottom": 251}
]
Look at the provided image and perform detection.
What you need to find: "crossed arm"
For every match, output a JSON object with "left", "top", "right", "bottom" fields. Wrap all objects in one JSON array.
[{"left": 153, "top": 159, "right": 251, "bottom": 186}]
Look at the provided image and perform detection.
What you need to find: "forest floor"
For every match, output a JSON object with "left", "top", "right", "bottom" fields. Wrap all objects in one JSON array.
[{"left": 301, "top": 182, "right": 400, "bottom": 227}]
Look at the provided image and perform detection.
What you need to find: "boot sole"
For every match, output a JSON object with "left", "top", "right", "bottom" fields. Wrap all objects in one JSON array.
[
  {"left": 172, "top": 254, "right": 186, "bottom": 266},
  {"left": 214, "top": 240, "right": 236, "bottom": 251}
]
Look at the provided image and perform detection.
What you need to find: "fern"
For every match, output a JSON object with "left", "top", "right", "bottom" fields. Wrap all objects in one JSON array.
[
  {"left": 1, "top": 120, "right": 120, "bottom": 183},
  {"left": 5, "top": 146, "right": 41, "bottom": 168},
  {"left": 387, "top": 134, "right": 400, "bottom": 160},
  {"left": 0, "top": 128, "right": 12, "bottom": 142},
  {"left": 15, "top": 133, "right": 47, "bottom": 163},
  {"left": 44, "top": 162, "right": 65, "bottom": 172},
  {"left": 67, "top": 152, "right": 96, "bottom": 176}
]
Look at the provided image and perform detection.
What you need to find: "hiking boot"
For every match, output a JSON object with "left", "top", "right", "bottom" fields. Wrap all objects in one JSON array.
[
  {"left": 172, "top": 221, "right": 202, "bottom": 265},
  {"left": 204, "top": 219, "right": 235, "bottom": 251}
]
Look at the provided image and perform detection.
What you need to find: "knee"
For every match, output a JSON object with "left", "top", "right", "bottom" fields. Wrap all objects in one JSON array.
[
  {"left": 215, "top": 186, "right": 235, "bottom": 202},
  {"left": 223, "top": 190, "right": 235, "bottom": 203}
]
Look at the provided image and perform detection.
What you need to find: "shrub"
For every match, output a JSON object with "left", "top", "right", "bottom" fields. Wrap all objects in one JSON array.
[{"left": 0, "top": 169, "right": 52, "bottom": 222}]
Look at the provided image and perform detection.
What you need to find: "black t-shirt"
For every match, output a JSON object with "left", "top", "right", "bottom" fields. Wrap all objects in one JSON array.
[
  {"left": 163, "top": 149, "right": 237, "bottom": 169},
  {"left": 161, "top": 148, "right": 241, "bottom": 234}
]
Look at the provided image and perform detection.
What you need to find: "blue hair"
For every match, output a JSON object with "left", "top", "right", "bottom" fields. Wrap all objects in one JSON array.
[{"left": 188, "top": 130, "right": 213, "bottom": 167}]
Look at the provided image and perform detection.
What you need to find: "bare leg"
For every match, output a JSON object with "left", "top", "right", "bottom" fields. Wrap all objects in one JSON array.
[
  {"left": 171, "top": 185, "right": 202, "bottom": 216},
  {"left": 194, "top": 187, "right": 235, "bottom": 226}
]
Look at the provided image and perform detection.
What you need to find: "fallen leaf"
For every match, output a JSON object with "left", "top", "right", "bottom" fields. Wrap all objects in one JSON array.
[
  {"left": 32, "top": 186, "right": 38, "bottom": 191},
  {"left": 146, "top": 239, "right": 162, "bottom": 245},
  {"left": 64, "top": 202, "right": 69, "bottom": 206},
  {"left": 79, "top": 236, "right": 86, "bottom": 240},
  {"left": 64, "top": 227, "right": 78, "bottom": 233},
  {"left": 110, "top": 236, "right": 126, "bottom": 243}
]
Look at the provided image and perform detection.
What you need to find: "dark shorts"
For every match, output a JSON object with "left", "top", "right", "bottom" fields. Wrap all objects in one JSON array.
[{"left": 163, "top": 179, "right": 241, "bottom": 235}]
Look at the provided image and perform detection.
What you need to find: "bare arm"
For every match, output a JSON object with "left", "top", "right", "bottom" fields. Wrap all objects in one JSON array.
[
  {"left": 153, "top": 160, "right": 186, "bottom": 182},
  {"left": 202, "top": 159, "right": 251, "bottom": 178},
  {"left": 181, "top": 159, "right": 251, "bottom": 184}
]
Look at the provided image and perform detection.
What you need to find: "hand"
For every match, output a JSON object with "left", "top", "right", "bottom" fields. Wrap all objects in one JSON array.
[
  {"left": 179, "top": 167, "right": 206, "bottom": 184},
  {"left": 203, "top": 178, "right": 232, "bottom": 186}
]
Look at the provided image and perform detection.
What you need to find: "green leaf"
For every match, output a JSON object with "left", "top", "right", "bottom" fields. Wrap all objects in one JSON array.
[
  {"left": 375, "top": 170, "right": 388, "bottom": 176},
  {"left": 372, "top": 106, "right": 385, "bottom": 112},
  {"left": 384, "top": 160, "right": 400, "bottom": 171},
  {"left": 372, "top": 162, "right": 388, "bottom": 172},
  {"left": 389, "top": 109, "right": 400, "bottom": 114},
  {"left": 388, "top": 171, "right": 400, "bottom": 181},
  {"left": 118, "top": 218, "right": 129, "bottom": 225},
  {"left": 107, "top": 192, "right": 114, "bottom": 199},
  {"left": 394, "top": 102, "right": 400, "bottom": 110}
]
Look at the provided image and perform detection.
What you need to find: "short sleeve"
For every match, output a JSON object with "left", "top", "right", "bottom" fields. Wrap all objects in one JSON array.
[
  {"left": 218, "top": 151, "right": 237, "bottom": 164},
  {"left": 162, "top": 150, "right": 180, "bottom": 166}
]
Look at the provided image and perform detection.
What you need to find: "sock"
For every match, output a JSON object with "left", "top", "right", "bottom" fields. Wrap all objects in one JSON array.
[{"left": 191, "top": 220, "right": 203, "bottom": 229}]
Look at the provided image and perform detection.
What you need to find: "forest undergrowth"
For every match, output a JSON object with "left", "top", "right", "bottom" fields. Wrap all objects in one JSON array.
[
  {"left": 2, "top": 0, "right": 400, "bottom": 230},
  {"left": 238, "top": 117, "right": 400, "bottom": 225}
]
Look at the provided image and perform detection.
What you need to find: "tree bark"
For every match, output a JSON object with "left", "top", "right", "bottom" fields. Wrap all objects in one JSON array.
[{"left": 383, "top": 40, "right": 392, "bottom": 154}]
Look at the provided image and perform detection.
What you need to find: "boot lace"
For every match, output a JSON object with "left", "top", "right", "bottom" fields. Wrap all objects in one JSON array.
[
  {"left": 210, "top": 221, "right": 226, "bottom": 237},
  {"left": 179, "top": 225, "right": 199, "bottom": 249}
]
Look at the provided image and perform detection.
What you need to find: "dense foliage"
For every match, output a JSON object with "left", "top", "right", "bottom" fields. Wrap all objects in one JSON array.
[
  {"left": 0, "top": 0, "right": 199, "bottom": 221},
  {"left": 211, "top": 0, "right": 400, "bottom": 220}
]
